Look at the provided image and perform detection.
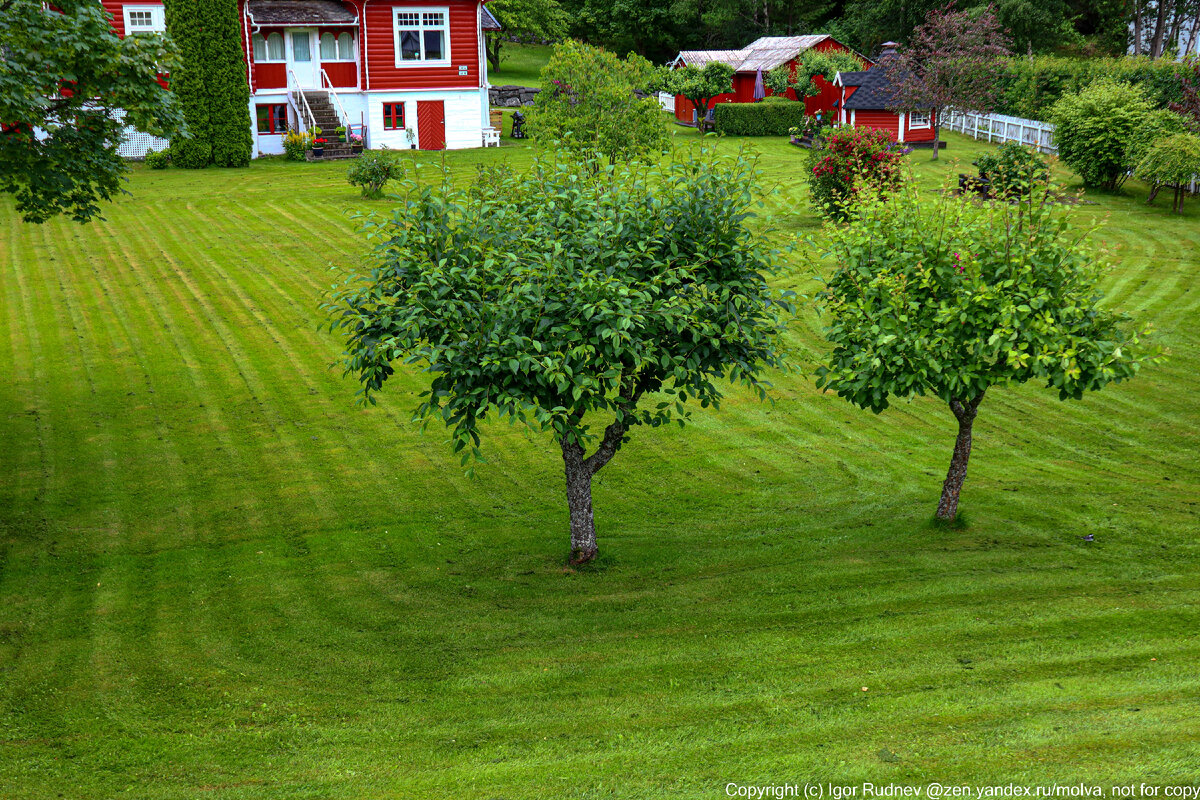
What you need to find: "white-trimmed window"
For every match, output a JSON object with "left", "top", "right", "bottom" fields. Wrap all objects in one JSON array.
[
  {"left": 910, "top": 111, "right": 932, "bottom": 128},
  {"left": 393, "top": 8, "right": 450, "bottom": 66},
  {"left": 124, "top": 4, "right": 165, "bottom": 35},
  {"left": 320, "top": 32, "right": 356, "bottom": 61},
  {"left": 253, "top": 32, "right": 287, "bottom": 62}
]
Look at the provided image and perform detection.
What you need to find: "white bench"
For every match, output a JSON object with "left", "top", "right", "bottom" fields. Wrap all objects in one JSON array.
[{"left": 483, "top": 126, "right": 501, "bottom": 147}]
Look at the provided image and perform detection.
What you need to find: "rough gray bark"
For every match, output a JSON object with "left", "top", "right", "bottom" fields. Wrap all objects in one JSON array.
[
  {"left": 559, "top": 380, "right": 647, "bottom": 565},
  {"left": 1134, "top": 0, "right": 1145, "bottom": 55},
  {"left": 936, "top": 393, "right": 985, "bottom": 520},
  {"left": 1151, "top": 0, "right": 1172, "bottom": 57}
]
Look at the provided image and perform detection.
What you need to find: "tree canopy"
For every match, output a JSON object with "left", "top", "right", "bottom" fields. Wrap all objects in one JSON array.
[
  {"left": 484, "top": 0, "right": 569, "bottom": 71},
  {"left": 0, "top": 0, "right": 183, "bottom": 222},
  {"left": 324, "top": 149, "right": 795, "bottom": 563},
  {"left": 528, "top": 40, "right": 669, "bottom": 164},
  {"left": 660, "top": 61, "right": 735, "bottom": 120},
  {"left": 765, "top": 49, "right": 863, "bottom": 98},
  {"left": 816, "top": 184, "right": 1151, "bottom": 519}
]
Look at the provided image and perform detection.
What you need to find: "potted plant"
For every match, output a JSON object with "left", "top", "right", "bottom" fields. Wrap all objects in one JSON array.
[
  {"left": 311, "top": 137, "right": 327, "bottom": 157},
  {"left": 336, "top": 126, "right": 347, "bottom": 142},
  {"left": 404, "top": 128, "right": 416, "bottom": 149},
  {"left": 349, "top": 133, "right": 364, "bottom": 153}
]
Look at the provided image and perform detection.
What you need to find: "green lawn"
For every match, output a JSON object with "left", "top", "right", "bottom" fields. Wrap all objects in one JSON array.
[
  {"left": 1, "top": 133, "right": 1198, "bottom": 799},
  {"left": 490, "top": 42, "right": 553, "bottom": 87}
]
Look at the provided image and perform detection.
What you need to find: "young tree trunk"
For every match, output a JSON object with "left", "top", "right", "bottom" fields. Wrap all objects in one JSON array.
[
  {"left": 1134, "top": 0, "right": 1144, "bottom": 55},
  {"left": 1148, "top": 183, "right": 1162, "bottom": 203},
  {"left": 561, "top": 440, "right": 597, "bottom": 564},
  {"left": 1151, "top": 0, "right": 1172, "bottom": 57},
  {"left": 486, "top": 35, "right": 502, "bottom": 73},
  {"left": 936, "top": 394, "right": 985, "bottom": 520},
  {"left": 931, "top": 122, "right": 941, "bottom": 161}
]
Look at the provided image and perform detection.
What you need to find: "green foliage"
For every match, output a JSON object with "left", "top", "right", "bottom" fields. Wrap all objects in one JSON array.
[
  {"left": 346, "top": 151, "right": 404, "bottom": 199},
  {"left": 1125, "top": 108, "right": 1192, "bottom": 167},
  {"left": 807, "top": 125, "right": 909, "bottom": 219},
  {"left": 661, "top": 61, "right": 735, "bottom": 118},
  {"left": 144, "top": 148, "right": 171, "bottom": 169},
  {"left": 816, "top": 184, "right": 1149, "bottom": 413},
  {"left": 324, "top": 147, "right": 794, "bottom": 473},
  {"left": 163, "top": 0, "right": 252, "bottom": 169},
  {"left": 766, "top": 50, "right": 863, "bottom": 99},
  {"left": 1134, "top": 133, "right": 1200, "bottom": 212},
  {"left": 528, "top": 40, "right": 668, "bottom": 165},
  {"left": 973, "top": 141, "right": 1049, "bottom": 197},
  {"left": 485, "top": 0, "right": 568, "bottom": 72},
  {"left": 1050, "top": 79, "right": 1154, "bottom": 191},
  {"left": 712, "top": 101, "right": 811, "bottom": 136},
  {"left": 999, "top": 56, "right": 1189, "bottom": 120},
  {"left": 0, "top": 0, "right": 183, "bottom": 222},
  {"left": 282, "top": 130, "right": 310, "bottom": 161}
]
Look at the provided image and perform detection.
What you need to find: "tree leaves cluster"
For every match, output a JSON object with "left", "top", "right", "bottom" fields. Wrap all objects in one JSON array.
[
  {"left": 0, "top": 0, "right": 183, "bottom": 222},
  {"left": 1049, "top": 78, "right": 1160, "bottom": 190},
  {"left": 324, "top": 147, "right": 795, "bottom": 560},
  {"left": 527, "top": 40, "right": 669, "bottom": 165},
  {"left": 764, "top": 50, "right": 863, "bottom": 98},
  {"left": 485, "top": 0, "right": 569, "bottom": 71},
  {"left": 163, "top": 0, "right": 252, "bottom": 168}
]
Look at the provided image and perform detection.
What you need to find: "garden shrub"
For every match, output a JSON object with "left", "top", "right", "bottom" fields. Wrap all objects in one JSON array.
[
  {"left": 347, "top": 151, "right": 403, "bottom": 198},
  {"left": 1050, "top": 79, "right": 1153, "bottom": 191},
  {"left": 713, "top": 101, "right": 810, "bottom": 136},
  {"left": 283, "top": 130, "right": 310, "bottom": 161},
  {"left": 808, "top": 125, "right": 908, "bottom": 219},
  {"left": 1134, "top": 133, "right": 1200, "bottom": 212},
  {"left": 144, "top": 148, "right": 171, "bottom": 169},
  {"left": 973, "top": 142, "right": 1049, "bottom": 197}
]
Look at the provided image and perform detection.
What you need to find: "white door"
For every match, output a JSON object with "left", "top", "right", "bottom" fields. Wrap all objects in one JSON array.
[{"left": 287, "top": 29, "right": 319, "bottom": 89}]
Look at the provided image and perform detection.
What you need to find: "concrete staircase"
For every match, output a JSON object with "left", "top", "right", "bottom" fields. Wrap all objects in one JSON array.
[{"left": 302, "top": 91, "right": 360, "bottom": 160}]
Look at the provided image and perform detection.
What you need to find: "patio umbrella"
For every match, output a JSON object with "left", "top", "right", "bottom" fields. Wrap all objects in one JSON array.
[{"left": 753, "top": 68, "right": 766, "bottom": 100}]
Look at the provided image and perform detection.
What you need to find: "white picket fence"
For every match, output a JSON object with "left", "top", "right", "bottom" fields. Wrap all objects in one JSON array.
[
  {"left": 942, "top": 110, "right": 1058, "bottom": 155},
  {"left": 942, "top": 108, "right": 1198, "bottom": 194},
  {"left": 657, "top": 91, "right": 675, "bottom": 113}
]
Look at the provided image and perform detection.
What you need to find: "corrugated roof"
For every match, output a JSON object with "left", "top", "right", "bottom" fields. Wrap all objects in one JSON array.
[
  {"left": 247, "top": 1, "right": 356, "bottom": 25},
  {"left": 674, "top": 35, "right": 869, "bottom": 73}
]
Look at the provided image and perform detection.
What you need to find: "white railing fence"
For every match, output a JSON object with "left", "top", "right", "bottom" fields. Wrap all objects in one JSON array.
[
  {"left": 287, "top": 70, "right": 317, "bottom": 133},
  {"left": 942, "top": 110, "right": 1057, "bottom": 155},
  {"left": 942, "top": 108, "right": 1197, "bottom": 194}
]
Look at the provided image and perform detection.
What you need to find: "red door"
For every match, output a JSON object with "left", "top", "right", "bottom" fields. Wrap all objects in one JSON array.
[{"left": 417, "top": 100, "right": 445, "bottom": 150}]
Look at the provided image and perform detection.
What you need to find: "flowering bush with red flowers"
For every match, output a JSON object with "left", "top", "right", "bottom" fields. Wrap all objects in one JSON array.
[{"left": 808, "top": 125, "right": 911, "bottom": 220}]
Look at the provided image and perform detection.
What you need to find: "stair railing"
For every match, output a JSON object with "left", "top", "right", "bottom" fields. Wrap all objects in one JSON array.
[
  {"left": 287, "top": 69, "right": 317, "bottom": 133},
  {"left": 320, "top": 69, "right": 351, "bottom": 131}
]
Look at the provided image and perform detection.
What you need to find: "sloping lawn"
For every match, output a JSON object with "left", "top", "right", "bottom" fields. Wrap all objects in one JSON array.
[
  {"left": 490, "top": 43, "right": 553, "bottom": 87},
  {"left": 1, "top": 134, "right": 1198, "bottom": 799}
]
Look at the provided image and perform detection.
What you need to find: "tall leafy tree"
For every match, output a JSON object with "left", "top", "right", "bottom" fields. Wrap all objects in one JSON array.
[
  {"left": 528, "top": 40, "right": 668, "bottom": 165},
  {"left": 816, "top": 185, "right": 1151, "bottom": 521},
  {"left": 0, "top": 0, "right": 182, "bottom": 222},
  {"left": 884, "top": 4, "right": 1011, "bottom": 160},
  {"left": 324, "top": 150, "right": 794, "bottom": 564},
  {"left": 660, "top": 61, "right": 735, "bottom": 123},
  {"left": 163, "top": 0, "right": 251, "bottom": 168},
  {"left": 485, "top": 0, "right": 569, "bottom": 72}
]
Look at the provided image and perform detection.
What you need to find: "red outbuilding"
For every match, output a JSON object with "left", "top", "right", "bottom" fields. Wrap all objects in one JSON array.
[
  {"left": 833, "top": 42, "right": 938, "bottom": 146},
  {"left": 670, "top": 35, "right": 869, "bottom": 125}
]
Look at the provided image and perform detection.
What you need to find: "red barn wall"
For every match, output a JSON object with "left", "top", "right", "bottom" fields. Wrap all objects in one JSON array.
[{"left": 851, "top": 109, "right": 900, "bottom": 138}]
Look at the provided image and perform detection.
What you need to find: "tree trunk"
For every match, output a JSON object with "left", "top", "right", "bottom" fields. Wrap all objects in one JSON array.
[
  {"left": 1134, "top": 0, "right": 1144, "bottom": 55},
  {"left": 562, "top": 440, "right": 597, "bottom": 564},
  {"left": 486, "top": 36, "right": 502, "bottom": 73},
  {"left": 931, "top": 121, "right": 941, "bottom": 161},
  {"left": 936, "top": 394, "right": 985, "bottom": 520},
  {"left": 1151, "top": 0, "right": 1171, "bottom": 57},
  {"left": 1187, "top": 12, "right": 1200, "bottom": 54},
  {"left": 1148, "top": 183, "right": 1162, "bottom": 203}
]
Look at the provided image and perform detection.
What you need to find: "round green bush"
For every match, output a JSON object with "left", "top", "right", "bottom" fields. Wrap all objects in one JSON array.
[
  {"left": 347, "top": 151, "right": 404, "bottom": 199},
  {"left": 973, "top": 142, "right": 1049, "bottom": 197},
  {"left": 144, "top": 148, "right": 171, "bottom": 169},
  {"left": 1049, "top": 79, "right": 1153, "bottom": 191}
]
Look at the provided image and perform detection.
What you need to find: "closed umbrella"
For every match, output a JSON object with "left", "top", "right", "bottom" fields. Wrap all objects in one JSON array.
[{"left": 753, "top": 68, "right": 766, "bottom": 101}]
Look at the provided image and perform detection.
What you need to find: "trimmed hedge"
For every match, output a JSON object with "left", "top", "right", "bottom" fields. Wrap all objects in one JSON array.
[
  {"left": 713, "top": 101, "right": 810, "bottom": 136},
  {"left": 997, "top": 56, "right": 1186, "bottom": 120}
]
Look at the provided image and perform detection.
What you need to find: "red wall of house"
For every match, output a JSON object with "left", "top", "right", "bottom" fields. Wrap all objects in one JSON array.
[
  {"left": 254, "top": 63, "right": 287, "bottom": 90},
  {"left": 360, "top": 0, "right": 480, "bottom": 91},
  {"left": 101, "top": 0, "right": 127, "bottom": 36},
  {"left": 851, "top": 109, "right": 900, "bottom": 138}
]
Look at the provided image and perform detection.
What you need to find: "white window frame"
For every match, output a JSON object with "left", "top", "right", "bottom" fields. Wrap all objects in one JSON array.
[
  {"left": 319, "top": 32, "right": 357, "bottom": 62},
  {"left": 910, "top": 110, "right": 932, "bottom": 129},
  {"left": 254, "top": 32, "right": 287, "bottom": 64},
  {"left": 124, "top": 4, "right": 166, "bottom": 35},
  {"left": 393, "top": 7, "right": 451, "bottom": 67}
]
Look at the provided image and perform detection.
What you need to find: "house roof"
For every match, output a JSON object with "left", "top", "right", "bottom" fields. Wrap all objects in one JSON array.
[
  {"left": 674, "top": 35, "right": 858, "bottom": 73},
  {"left": 246, "top": 0, "right": 357, "bottom": 26},
  {"left": 481, "top": 5, "right": 502, "bottom": 30}
]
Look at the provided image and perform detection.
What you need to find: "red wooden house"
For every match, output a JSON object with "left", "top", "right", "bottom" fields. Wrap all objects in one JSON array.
[
  {"left": 670, "top": 35, "right": 868, "bottom": 125},
  {"left": 102, "top": 0, "right": 500, "bottom": 155},
  {"left": 833, "top": 43, "right": 938, "bottom": 145}
]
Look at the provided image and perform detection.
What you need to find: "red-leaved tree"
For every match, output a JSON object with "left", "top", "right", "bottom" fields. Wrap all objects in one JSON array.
[
  {"left": 884, "top": 4, "right": 1011, "bottom": 161},
  {"left": 1171, "top": 54, "right": 1200, "bottom": 132}
]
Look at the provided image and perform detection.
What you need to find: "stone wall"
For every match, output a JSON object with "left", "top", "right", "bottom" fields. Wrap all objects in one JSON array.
[{"left": 489, "top": 85, "right": 540, "bottom": 107}]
